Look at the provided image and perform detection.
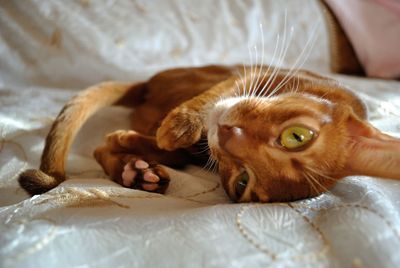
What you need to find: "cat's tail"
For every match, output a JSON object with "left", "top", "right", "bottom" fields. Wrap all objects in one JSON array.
[{"left": 18, "top": 81, "right": 147, "bottom": 196}]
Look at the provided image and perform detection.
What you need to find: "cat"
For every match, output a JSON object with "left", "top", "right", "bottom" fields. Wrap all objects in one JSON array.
[{"left": 18, "top": 65, "right": 400, "bottom": 202}]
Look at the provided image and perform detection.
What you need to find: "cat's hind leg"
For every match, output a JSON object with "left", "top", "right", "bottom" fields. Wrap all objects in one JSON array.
[{"left": 94, "top": 130, "right": 190, "bottom": 193}]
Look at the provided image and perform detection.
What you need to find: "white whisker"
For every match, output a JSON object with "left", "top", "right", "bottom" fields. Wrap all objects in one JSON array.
[
  {"left": 211, "top": 159, "right": 219, "bottom": 173},
  {"left": 263, "top": 25, "right": 294, "bottom": 98},
  {"left": 289, "top": 73, "right": 300, "bottom": 94},
  {"left": 305, "top": 166, "right": 337, "bottom": 182},
  {"left": 242, "top": 63, "right": 248, "bottom": 97},
  {"left": 234, "top": 66, "right": 247, "bottom": 97},
  {"left": 203, "top": 156, "right": 215, "bottom": 173},
  {"left": 304, "top": 170, "right": 333, "bottom": 195},
  {"left": 303, "top": 171, "right": 320, "bottom": 196},
  {"left": 257, "top": 10, "right": 292, "bottom": 99},
  {"left": 247, "top": 45, "right": 257, "bottom": 98},
  {"left": 255, "top": 32, "right": 280, "bottom": 99},
  {"left": 250, "top": 45, "right": 259, "bottom": 97},
  {"left": 267, "top": 20, "right": 320, "bottom": 97},
  {"left": 192, "top": 146, "right": 211, "bottom": 155},
  {"left": 234, "top": 80, "right": 241, "bottom": 97},
  {"left": 252, "top": 23, "right": 267, "bottom": 98}
]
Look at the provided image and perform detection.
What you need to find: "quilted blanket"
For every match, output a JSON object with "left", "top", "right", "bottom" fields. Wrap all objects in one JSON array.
[{"left": 1, "top": 1, "right": 399, "bottom": 267}]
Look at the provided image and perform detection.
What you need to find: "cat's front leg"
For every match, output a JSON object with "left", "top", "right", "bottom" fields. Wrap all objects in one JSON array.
[
  {"left": 156, "top": 77, "right": 239, "bottom": 151},
  {"left": 156, "top": 105, "right": 204, "bottom": 151}
]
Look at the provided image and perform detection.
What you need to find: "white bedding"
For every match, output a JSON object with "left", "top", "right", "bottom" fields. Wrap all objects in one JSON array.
[{"left": 1, "top": 1, "right": 400, "bottom": 267}]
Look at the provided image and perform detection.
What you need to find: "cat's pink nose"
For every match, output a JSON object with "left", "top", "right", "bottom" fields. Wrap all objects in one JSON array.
[{"left": 218, "top": 124, "right": 243, "bottom": 149}]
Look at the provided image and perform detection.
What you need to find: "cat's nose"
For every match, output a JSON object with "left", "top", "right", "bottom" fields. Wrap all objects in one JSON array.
[{"left": 218, "top": 124, "right": 243, "bottom": 149}]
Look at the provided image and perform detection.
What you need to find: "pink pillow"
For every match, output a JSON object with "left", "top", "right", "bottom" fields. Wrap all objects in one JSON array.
[{"left": 325, "top": 0, "right": 400, "bottom": 79}]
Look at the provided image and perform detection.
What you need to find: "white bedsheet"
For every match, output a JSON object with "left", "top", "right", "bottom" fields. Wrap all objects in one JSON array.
[{"left": 1, "top": 1, "right": 400, "bottom": 267}]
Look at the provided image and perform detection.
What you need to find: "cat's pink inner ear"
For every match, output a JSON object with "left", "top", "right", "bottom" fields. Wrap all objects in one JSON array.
[{"left": 343, "top": 115, "right": 400, "bottom": 180}]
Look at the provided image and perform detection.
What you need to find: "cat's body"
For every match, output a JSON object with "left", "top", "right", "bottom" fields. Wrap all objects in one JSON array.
[{"left": 19, "top": 65, "right": 400, "bottom": 202}]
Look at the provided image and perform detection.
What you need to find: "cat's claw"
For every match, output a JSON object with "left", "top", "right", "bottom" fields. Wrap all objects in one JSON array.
[
  {"left": 121, "top": 159, "right": 170, "bottom": 193},
  {"left": 156, "top": 108, "right": 203, "bottom": 151}
]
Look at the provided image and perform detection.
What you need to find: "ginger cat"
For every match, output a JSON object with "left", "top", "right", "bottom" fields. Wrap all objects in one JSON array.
[{"left": 19, "top": 65, "right": 400, "bottom": 202}]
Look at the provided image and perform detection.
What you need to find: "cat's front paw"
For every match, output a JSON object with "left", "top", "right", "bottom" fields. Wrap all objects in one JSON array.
[
  {"left": 122, "top": 159, "right": 170, "bottom": 193},
  {"left": 156, "top": 108, "right": 203, "bottom": 151}
]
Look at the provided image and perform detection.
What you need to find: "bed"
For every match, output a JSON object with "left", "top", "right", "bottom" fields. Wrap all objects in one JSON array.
[{"left": 1, "top": 1, "right": 400, "bottom": 267}]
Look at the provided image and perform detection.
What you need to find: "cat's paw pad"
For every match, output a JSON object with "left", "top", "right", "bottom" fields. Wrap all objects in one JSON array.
[
  {"left": 156, "top": 108, "right": 203, "bottom": 151},
  {"left": 122, "top": 159, "right": 170, "bottom": 194}
]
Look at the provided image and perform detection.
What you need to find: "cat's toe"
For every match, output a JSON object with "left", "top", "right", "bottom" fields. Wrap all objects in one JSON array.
[
  {"left": 143, "top": 171, "right": 160, "bottom": 183},
  {"left": 121, "top": 167, "right": 137, "bottom": 187},
  {"left": 121, "top": 159, "right": 170, "bottom": 194}
]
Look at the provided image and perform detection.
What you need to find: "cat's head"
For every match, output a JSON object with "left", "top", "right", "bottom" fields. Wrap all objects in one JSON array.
[{"left": 206, "top": 74, "right": 400, "bottom": 202}]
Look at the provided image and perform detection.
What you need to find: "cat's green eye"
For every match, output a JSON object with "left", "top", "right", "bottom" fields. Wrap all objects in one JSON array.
[
  {"left": 280, "top": 126, "right": 314, "bottom": 150},
  {"left": 235, "top": 171, "right": 249, "bottom": 197}
]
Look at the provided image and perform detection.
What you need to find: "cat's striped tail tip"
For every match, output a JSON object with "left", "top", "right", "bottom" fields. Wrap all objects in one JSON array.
[{"left": 18, "top": 169, "right": 62, "bottom": 196}]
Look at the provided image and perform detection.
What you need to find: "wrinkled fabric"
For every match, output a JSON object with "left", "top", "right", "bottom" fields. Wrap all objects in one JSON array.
[{"left": 1, "top": 1, "right": 400, "bottom": 267}]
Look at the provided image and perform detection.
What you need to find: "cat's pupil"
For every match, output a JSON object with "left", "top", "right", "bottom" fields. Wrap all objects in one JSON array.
[
  {"left": 293, "top": 132, "right": 303, "bottom": 142},
  {"left": 235, "top": 171, "right": 249, "bottom": 198}
]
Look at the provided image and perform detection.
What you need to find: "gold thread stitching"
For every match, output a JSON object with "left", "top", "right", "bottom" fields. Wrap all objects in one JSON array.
[
  {"left": 287, "top": 203, "right": 331, "bottom": 261},
  {"left": 179, "top": 182, "right": 220, "bottom": 199},
  {"left": 291, "top": 203, "right": 400, "bottom": 240},
  {"left": 235, "top": 203, "right": 330, "bottom": 263},
  {"left": 235, "top": 202, "right": 400, "bottom": 263},
  {"left": 236, "top": 205, "right": 277, "bottom": 259}
]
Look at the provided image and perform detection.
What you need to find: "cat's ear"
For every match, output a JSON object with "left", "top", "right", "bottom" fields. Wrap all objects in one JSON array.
[{"left": 343, "top": 111, "right": 400, "bottom": 180}]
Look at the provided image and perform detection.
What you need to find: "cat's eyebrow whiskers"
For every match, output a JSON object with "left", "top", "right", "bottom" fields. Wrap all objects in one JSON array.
[
  {"left": 295, "top": 74, "right": 300, "bottom": 93},
  {"left": 252, "top": 44, "right": 279, "bottom": 107},
  {"left": 246, "top": 21, "right": 273, "bottom": 99},
  {"left": 250, "top": 46, "right": 260, "bottom": 98},
  {"left": 234, "top": 66, "right": 247, "bottom": 97},
  {"left": 250, "top": 22, "right": 269, "bottom": 98},
  {"left": 234, "top": 80, "right": 240, "bottom": 97},
  {"left": 240, "top": 11, "right": 320, "bottom": 106},
  {"left": 242, "top": 62, "right": 248, "bottom": 97},
  {"left": 242, "top": 11, "right": 287, "bottom": 100},
  {"left": 252, "top": 23, "right": 280, "bottom": 101},
  {"left": 246, "top": 45, "right": 254, "bottom": 99},
  {"left": 289, "top": 73, "right": 300, "bottom": 95},
  {"left": 250, "top": 24, "right": 265, "bottom": 98},
  {"left": 266, "top": 20, "right": 319, "bottom": 99},
  {"left": 252, "top": 30, "right": 288, "bottom": 106},
  {"left": 255, "top": 10, "right": 292, "bottom": 103}
]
